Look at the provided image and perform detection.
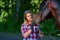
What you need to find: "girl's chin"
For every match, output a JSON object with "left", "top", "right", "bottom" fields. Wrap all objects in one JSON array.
[{"left": 29, "top": 20, "right": 33, "bottom": 21}]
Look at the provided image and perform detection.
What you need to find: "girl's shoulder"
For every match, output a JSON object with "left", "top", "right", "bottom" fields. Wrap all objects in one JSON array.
[
  {"left": 21, "top": 23, "right": 30, "bottom": 29},
  {"left": 21, "top": 22, "right": 28, "bottom": 27},
  {"left": 22, "top": 22, "right": 28, "bottom": 25},
  {"left": 21, "top": 23, "right": 26, "bottom": 26},
  {"left": 21, "top": 23, "right": 27, "bottom": 29}
]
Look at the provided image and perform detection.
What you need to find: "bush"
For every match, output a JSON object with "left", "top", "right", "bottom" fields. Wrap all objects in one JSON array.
[{"left": 40, "top": 18, "right": 58, "bottom": 36}]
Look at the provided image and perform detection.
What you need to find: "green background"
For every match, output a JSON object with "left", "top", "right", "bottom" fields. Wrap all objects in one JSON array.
[{"left": 0, "top": 0, "right": 59, "bottom": 36}]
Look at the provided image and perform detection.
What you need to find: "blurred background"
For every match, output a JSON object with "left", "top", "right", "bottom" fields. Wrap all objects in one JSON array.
[{"left": 0, "top": 0, "right": 60, "bottom": 40}]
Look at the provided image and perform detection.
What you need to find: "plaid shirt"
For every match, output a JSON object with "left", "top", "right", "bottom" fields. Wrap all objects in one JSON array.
[{"left": 21, "top": 24, "right": 41, "bottom": 40}]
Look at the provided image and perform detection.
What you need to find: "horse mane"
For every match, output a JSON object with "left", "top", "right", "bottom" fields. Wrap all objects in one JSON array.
[{"left": 39, "top": 0, "right": 46, "bottom": 11}]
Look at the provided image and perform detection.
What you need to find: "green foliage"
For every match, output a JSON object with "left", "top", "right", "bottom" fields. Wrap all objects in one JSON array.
[
  {"left": 0, "top": 0, "right": 43, "bottom": 33},
  {"left": 0, "top": 0, "right": 20, "bottom": 33},
  {"left": 30, "top": 0, "right": 42, "bottom": 13},
  {"left": 40, "top": 18, "right": 58, "bottom": 36},
  {"left": 0, "top": 0, "right": 58, "bottom": 37}
]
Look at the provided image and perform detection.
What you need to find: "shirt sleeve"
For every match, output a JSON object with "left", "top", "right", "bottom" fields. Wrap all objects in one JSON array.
[{"left": 21, "top": 24, "right": 27, "bottom": 35}]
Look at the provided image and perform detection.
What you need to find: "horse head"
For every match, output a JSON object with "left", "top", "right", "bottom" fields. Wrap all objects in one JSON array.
[{"left": 39, "top": 0, "right": 60, "bottom": 30}]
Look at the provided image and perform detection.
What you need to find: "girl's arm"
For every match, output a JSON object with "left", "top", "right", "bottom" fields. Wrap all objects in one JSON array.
[
  {"left": 21, "top": 24, "right": 32, "bottom": 38},
  {"left": 23, "top": 30, "right": 32, "bottom": 38}
]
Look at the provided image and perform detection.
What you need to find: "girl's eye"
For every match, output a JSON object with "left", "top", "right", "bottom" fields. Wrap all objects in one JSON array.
[
  {"left": 28, "top": 16, "right": 29, "bottom": 17},
  {"left": 27, "top": 15, "right": 32, "bottom": 17}
]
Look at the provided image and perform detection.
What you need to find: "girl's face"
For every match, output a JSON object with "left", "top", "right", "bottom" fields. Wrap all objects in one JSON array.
[{"left": 26, "top": 13, "right": 33, "bottom": 22}]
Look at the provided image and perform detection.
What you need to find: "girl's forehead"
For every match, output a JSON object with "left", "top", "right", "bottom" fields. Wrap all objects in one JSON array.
[{"left": 26, "top": 13, "right": 32, "bottom": 15}]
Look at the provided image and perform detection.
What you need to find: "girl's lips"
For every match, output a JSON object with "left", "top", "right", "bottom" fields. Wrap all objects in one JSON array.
[{"left": 30, "top": 17, "right": 32, "bottom": 19}]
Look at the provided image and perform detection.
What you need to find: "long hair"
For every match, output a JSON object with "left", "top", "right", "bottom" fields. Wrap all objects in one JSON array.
[{"left": 24, "top": 10, "right": 33, "bottom": 24}]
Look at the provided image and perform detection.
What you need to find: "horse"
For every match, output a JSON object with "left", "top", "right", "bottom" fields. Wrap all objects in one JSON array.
[{"left": 38, "top": 0, "right": 60, "bottom": 30}]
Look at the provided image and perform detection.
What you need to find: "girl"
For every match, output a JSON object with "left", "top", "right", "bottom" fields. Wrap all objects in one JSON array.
[{"left": 21, "top": 10, "right": 42, "bottom": 40}]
